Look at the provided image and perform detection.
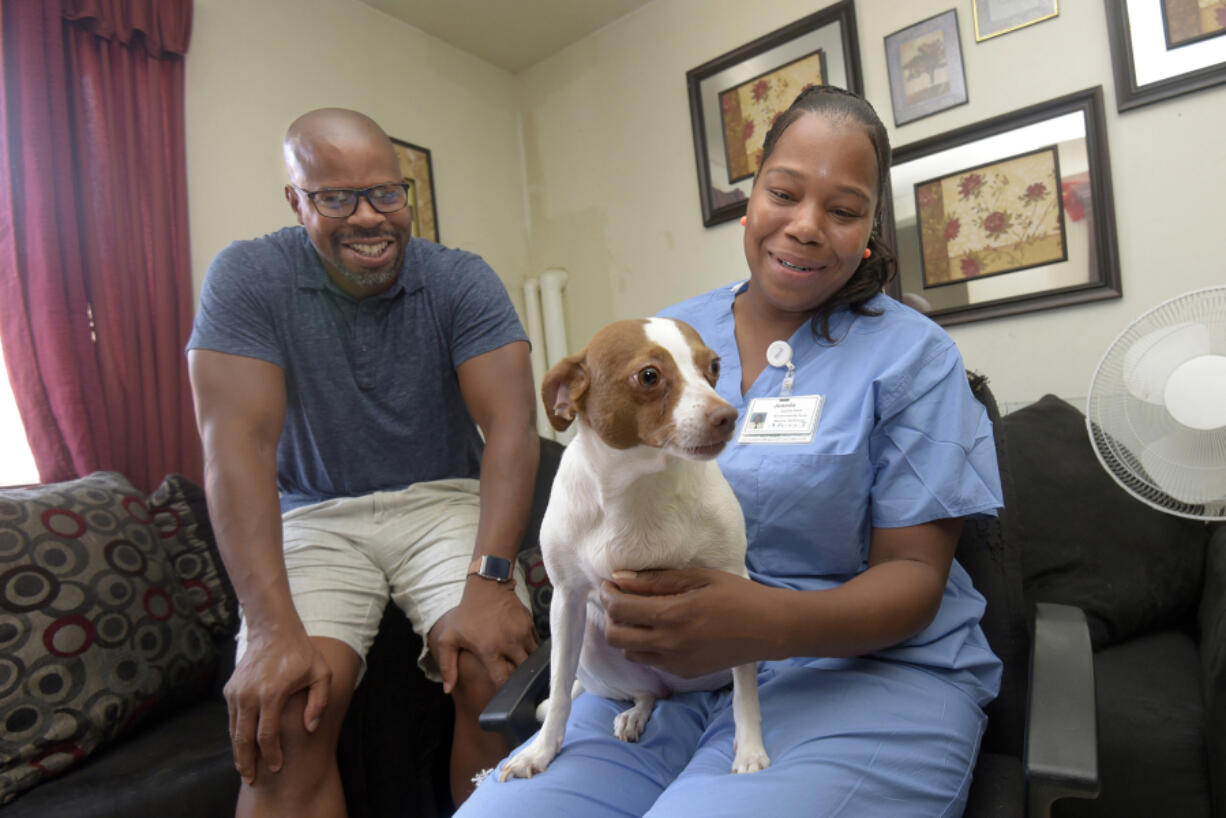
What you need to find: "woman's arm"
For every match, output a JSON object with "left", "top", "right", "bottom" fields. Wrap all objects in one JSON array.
[{"left": 600, "top": 518, "right": 963, "bottom": 677}]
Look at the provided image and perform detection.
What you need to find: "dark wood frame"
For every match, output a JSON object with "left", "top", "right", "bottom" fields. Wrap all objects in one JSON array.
[
  {"left": 884, "top": 87, "right": 1121, "bottom": 327},
  {"left": 390, "top": 137, "right": 440, "bottom": 243},
  {"left": 884, "top": 9, "right": 969, "bottom": 127},
  {"left": 1104, "top": 0, "right": 1226, "bottom": 112},
  {"left": 685, "top": 1, "right": 862, "bottom": 227}
]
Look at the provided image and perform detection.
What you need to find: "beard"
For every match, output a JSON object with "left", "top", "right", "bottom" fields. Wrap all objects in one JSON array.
[{"left": 324, "top": 227, "right": 408, "bottom": 290}]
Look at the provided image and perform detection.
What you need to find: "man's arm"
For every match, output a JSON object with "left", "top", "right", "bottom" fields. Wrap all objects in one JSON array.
[
  {"left": 187, "top": 349, "right": 331, "bottom": 784},
  {"left": 431, "top": 340, "right": 540, "bottom": 693}
]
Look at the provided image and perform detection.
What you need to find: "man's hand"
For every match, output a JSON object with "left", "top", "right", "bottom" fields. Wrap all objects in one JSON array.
[
  {"left": 431, "top": 578, "right": 538, "bottom": 695},
  {"left": 600, "top": 567, "right": 780, "bottom": 678},
  {"left": 223, "top": 625, "right": 332, "bottom": 785}
]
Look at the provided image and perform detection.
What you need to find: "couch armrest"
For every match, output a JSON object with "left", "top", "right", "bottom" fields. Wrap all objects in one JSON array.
[
  {"left": 1025, "top": 602, "right": 1099, "bottom": 818},
  {"left": 1200, "top": 523, "right": 1226, "bottom": 811},
  {"left": 478, "top": 639, "right": 551, "bottom": 745}
]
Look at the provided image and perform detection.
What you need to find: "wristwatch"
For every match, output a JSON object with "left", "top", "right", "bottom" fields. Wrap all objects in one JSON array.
[{"left": 467, "top": 555, "right": 515, "bottom": 586}]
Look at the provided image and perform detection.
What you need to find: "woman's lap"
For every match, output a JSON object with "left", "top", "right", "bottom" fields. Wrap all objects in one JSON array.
[{"left": 459, "top": 658, "right": 986, "bottom": 818}]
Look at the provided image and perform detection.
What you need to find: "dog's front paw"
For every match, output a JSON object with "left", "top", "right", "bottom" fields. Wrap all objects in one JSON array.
[
  {"left": 498, "top": 735, "right": 562, "bottom": 781},
  {"left": 612, "top": 702, "right": 651, "bottom": 742},
  {"left": 731, "top": 743, "right": 770, "bottom": 774},
  {"left": 612, "top": 696, "right": 655, "bottom": 743}
]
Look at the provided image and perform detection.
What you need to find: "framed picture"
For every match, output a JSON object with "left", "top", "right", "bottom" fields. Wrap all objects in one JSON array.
[
  {"left": 914, "top": 145, "right": 1068, "bottom": 288},
  {"left": 685, "top": 1, "right": 862, "bottom": 227},
  {"left": 972, "top": 0, "right": 1059, "bottom": 41},
  {"left": 885, "top": 87, "right": 1120, "bottom": 327},
  {"left": 1162, "top": 0, "right": 1226, "bottom": 48},
  {"left": 391, "top": 137, "right": 439, "bottom": 243},
  {"left": 1105, "top": 0, "right": 1226, "bottom": 112},
  {"left": 884, "top": 10, "right": 968, "bottom": 126}
]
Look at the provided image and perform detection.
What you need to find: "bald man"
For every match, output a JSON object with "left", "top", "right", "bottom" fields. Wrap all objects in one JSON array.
[{"left": 187, "top": 108, "right": 539, "bottom": 816}]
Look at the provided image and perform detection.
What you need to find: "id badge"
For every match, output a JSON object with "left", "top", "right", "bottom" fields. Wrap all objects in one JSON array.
[{"left": 737, "top": 395, "right": 824, "bottom": 445}]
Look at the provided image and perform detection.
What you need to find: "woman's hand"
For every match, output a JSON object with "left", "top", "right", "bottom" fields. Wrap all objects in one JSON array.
[{"left": 599, "top": 567, "right": 782, "bottom": 677}]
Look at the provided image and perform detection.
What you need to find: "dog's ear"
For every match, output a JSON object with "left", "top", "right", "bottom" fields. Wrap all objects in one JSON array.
[{"left": 541, "top": 351, "right": 588, "bottom": 432}]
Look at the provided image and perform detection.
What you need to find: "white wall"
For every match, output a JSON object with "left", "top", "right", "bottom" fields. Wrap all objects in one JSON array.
[
  {"left": 185, "top": 0, "right": 529, "bottom": 312},
  {"left": 516, "top": 0, "right": 1226, "bottom": 411}
]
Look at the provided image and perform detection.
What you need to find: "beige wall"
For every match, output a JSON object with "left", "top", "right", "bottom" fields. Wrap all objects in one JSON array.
[
  {"left": 186, "top": 0, "right": 1226, "bottom": 411},
  {"left": 185, "top": 0, "right": 529, "bottom": 312}
]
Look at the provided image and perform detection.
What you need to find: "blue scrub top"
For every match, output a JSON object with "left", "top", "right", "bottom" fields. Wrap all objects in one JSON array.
[{"left": 659, "top": 282, "right": 1004, "bottom": 706}]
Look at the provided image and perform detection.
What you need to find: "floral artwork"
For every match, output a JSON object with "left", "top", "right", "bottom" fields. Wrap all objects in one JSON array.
[
  {"left": 1162, "top": 0, "right": 1226, "bottom": 48},
  {"left": 914, "top": 146, "right": 1067, "bottom": 288},
  {"left": 718, "top": 50, "right": 825, "bottom": 184}
]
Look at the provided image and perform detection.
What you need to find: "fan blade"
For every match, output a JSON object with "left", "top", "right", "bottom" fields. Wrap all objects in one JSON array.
[
  {"left": 1139, "top": 431, "right": 1226, "bottom": 504},
  {"left": 1122, "top": 322, "right": 1210, "bottom": 405}
]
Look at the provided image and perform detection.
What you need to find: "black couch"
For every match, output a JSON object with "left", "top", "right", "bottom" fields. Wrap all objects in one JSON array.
[{"left": 1, "top": 438, "right": 564, "bottom": 818}]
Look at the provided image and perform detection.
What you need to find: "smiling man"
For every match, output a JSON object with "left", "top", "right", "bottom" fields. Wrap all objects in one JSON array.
[{"left": 187, "top": 109, "right": 540, "bottom": 817}]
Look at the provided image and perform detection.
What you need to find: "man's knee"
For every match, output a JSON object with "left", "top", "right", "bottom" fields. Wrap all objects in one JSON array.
[{"left": 452, "top": 649, "right": 500, "bottom": 715}]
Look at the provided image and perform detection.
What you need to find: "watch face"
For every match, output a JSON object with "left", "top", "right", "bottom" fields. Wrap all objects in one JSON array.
[{"left": 480, "top": 555, "right": 513, "bottom": 581}]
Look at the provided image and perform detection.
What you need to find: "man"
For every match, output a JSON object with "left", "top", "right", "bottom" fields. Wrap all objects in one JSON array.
[{"left": 187, "top": 108, "right": 539, "bottom": 817}]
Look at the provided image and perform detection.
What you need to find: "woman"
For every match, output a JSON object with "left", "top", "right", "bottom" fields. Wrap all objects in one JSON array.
[{"left": 459, "top": 85, "right": 1003, "bottom": 817}]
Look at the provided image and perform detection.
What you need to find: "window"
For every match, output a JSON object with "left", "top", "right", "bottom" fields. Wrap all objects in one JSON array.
[{"left": 0, "top": 337, "right": 39, "bottom": 486}]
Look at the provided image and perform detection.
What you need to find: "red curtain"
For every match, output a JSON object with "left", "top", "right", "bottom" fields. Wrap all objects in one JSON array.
[{"left": 0, "top": 0, "right": 198, "bottom": 491}]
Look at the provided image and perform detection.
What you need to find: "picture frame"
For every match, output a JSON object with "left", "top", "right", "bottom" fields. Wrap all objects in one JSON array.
[
  {"left": 914, "top": 145, "right": 1068, "bottom": 288},
  {"left": 685, "top": 1, "right": 862, "bottom": 227},
  {"left": 885, "top": 87, "right": 1120, "bottom": 327},
  {"left": 390, "top": 137, "right": 439, "bottom": 243},
  {"left": 1162, "top": 0, "right": 1226, "bottom": 49},
  {"left": 972, "top": 0, "right": 1059, "bottom": 41},
  {"left": 884, "top": 10, "right": 968, "bottom": 127},
  {"left": 1104, "top": 0, "right": 1226, "bottom": 112}
]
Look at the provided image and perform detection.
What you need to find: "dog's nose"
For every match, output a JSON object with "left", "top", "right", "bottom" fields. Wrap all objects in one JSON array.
[{"left": 707, "top": 404, "right": 738, "bottom": 432}]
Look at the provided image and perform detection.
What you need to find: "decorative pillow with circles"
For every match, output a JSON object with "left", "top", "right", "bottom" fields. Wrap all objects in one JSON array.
[{"left": 0, "top": 472, "right": 220, "bottom": 805}]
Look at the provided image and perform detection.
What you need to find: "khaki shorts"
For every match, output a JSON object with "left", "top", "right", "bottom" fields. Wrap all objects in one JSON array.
[{"left": 235, "top": 478, "right": 529, "bottom": 683}]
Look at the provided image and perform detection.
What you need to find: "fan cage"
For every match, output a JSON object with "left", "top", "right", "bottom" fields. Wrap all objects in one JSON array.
[{"left": 1086, "top": 286, "right": 1226, "bottom": 521}]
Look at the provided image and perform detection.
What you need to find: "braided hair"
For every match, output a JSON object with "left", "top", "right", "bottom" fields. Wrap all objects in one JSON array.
[{"left": 754, "top": 85, "right": 897, "bottom": 341}]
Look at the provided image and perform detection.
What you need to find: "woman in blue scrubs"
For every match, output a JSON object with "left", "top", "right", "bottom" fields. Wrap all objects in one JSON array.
[{"left": 459, "top": 85, "right": 1003, "bottom": 817}]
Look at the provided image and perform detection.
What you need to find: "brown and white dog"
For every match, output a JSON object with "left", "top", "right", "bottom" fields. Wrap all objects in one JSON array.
[{"left": 499, "top": 317, "right": 770, "bottom": 781}]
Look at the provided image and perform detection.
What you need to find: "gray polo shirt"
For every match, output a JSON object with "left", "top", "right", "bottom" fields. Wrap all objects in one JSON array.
[{"left": 187, "top": 227, "right": 527, "bottom": 512}]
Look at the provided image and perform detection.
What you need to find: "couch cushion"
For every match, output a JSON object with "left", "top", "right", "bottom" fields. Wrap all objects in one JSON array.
[
  {"left": 1201, "top": 524, "right": 1226, "bottom": 813},
  {"left": 147, "top": 474, "right": 237, "bottom": 639},
  {"left": 1002, "top": 395, "right": 1207, "bottom": 649},
  {"left": 0, "top": 699, "right": 236, "bottom": 818},
  {"left": 0, "top": 473, "right": 218, "bottom": 805},
  {"left": 1052, "top": 631, "right": 1209, "bottom": 818}
]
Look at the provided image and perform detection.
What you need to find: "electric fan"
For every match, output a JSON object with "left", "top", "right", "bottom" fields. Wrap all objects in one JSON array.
[{"left": 1086, "top": 286, "right": 1226, "bottom": 521}]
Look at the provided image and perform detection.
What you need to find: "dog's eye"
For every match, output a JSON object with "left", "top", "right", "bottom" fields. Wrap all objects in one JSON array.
[
  {"left": 639, "top": 367, "right": 660, "bottom": 387},
  {"left": 710, "top": 359, "right": 721, "bottom": 377}
]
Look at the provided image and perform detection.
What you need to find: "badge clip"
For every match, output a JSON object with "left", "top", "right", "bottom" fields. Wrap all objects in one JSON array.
[{"left": 766, "top": 340, "right": 795, "bottom": 398}]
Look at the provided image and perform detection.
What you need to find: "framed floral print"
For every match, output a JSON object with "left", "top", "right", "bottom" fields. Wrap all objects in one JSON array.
[
  {"left": 685, "top": 1, "right": 862, "bottom": 227},
  {"left": 1105, "top": 0, "right": 1226, "bottom": 111},
  {"left": 914, "top": 146, "right": 1067, "bottom": 288},
  {"left": 885, "top": 87, "right": 1121, "bottom": 326},
  {"left": 884, "top": 10, "right": 969, "bottom": 126}
]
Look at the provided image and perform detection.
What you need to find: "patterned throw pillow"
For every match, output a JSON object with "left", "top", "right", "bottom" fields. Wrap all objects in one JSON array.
[
  {"left": 0, "top": 472, "right": 218, "bottom": 805},
  {"left": 148, "top": 473, "right": 237, "bottom": 639}
]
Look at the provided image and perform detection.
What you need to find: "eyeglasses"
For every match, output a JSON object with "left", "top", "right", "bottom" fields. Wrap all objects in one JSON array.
[{"left": 293, "top": 183, "right": 410, "bottom": 218}]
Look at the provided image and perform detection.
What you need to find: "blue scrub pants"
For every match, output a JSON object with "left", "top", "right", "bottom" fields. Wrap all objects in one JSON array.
[{"left": 458, "top": 658, "right": 986, "bottom": 818}]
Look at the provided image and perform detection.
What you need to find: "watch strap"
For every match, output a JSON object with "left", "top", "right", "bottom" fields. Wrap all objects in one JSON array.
[{"left": 467, "top": 555, "right": 515, "bottom": 586}]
